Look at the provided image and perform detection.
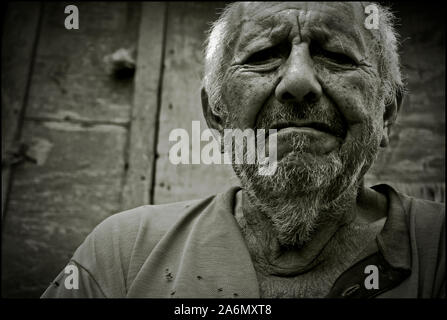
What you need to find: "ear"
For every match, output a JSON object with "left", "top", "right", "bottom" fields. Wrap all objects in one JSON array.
[
  {"left": 201, "top": 87, "right": 224, "bottom": 132},
  {"left": 380, "top": 91, "right": 403, "bottom": 147}
]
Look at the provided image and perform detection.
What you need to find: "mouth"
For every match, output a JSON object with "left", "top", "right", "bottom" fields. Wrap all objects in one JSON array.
[
  {"left": 268, "top": 121, "right": 346, "bottom": 139},
  {"left": 261, "top": 120, "right": 346, "bottom": 157}
]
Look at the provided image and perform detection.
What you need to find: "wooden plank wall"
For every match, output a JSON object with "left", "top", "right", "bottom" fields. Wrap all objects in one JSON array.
[
  {"left": 1, "top": 2, "right": 445, "bottom": 297},
  {"left": 2, "top": 1, "right": 141, "bottom": 298},
  {"left": 2, "top": 2, "right": 42, "bottom": 218},
  {"left": 153, "top": 2, "right": 237, "bottom": 205},
  {"left": 121, "top": 2, "right": 167, "bottom": 210}
]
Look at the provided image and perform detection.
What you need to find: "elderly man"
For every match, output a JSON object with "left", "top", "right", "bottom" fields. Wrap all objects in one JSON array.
[{"left": 43, "top": 2, "right": 445, "bottom": 298}]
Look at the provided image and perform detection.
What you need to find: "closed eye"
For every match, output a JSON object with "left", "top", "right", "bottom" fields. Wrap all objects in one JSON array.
[
  {"left": 309, "top": 43, "right": 357, "bottom": 67},
  {"left": 245, "top": 42, "right": 291, "bottom": 65}
]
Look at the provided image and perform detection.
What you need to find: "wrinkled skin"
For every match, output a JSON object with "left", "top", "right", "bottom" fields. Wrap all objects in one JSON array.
[
  {"left": 221, "top": 2, "right": 386, "bottom": 195},
  {"left": 202, "top": 2, "right": 401, "bottom": 297}
]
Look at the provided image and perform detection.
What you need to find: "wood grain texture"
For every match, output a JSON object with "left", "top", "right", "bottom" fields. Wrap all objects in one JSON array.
[
  {"left": 121, "top": 2, "right": 167, "bottom": 210},
  {"left": 1, "top": 2, "right": 140, "bottom": 297},
  {"left": 2, "top": 120, "right": 127, "bottom": 297},
  {"left": 153, "top": 2, "right": 238, "bottom": 205},
  {"left": 25, "top": 2, "right": 140, "bottom": 123},
  {"left": 1, "top": 2, "right": 42, "bottom": 218}
]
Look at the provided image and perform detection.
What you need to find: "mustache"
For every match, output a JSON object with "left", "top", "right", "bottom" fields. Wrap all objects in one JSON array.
[{"left": 254, "top": 99, "right": 347, "bottom": 139}]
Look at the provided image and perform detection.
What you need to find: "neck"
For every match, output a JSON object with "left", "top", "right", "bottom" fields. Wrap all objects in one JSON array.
[{"left": 235, "top": 184, "right": 387, "bottom": 276}]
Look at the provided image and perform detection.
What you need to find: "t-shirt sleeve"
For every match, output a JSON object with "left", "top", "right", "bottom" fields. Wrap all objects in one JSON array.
[
  {"left": 41, "top": 261, "right": 106, "bottom": 298},
  {"left": 41, "top": 206, "right": 147, "bottom": 298},
  {"left": 40, "top": 201, "right": 195, "bottom": 298}
]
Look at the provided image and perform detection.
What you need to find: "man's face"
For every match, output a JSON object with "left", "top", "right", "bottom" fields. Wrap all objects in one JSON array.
[
  {"left": 216, "top": 2, "right": 389, "bottom": 245},
  {"left": 219, "top": 2, "right": 386, "bottom": 195}
]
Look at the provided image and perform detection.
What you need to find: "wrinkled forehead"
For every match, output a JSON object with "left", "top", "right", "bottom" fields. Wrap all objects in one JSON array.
[
  {"left": 239, "top": 2, "right": 365, "bottom": 24},
  {"left": 227, "top": 2, "right": 372, "bottom": 52}
]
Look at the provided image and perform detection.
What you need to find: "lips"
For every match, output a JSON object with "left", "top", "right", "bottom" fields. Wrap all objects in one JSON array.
[
  {"left": 261, "top": 120, "right": 346, "bottom": 158},
  {"left": 268, "top": 120, "right": 346, "bottom": 139}
]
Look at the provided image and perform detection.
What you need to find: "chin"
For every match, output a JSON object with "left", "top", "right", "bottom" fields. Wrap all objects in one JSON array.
[{"left": 275, "top": 152, "right": 343, "bottom": 192}]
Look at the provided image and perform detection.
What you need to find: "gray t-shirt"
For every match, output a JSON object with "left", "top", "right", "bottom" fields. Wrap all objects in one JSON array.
[{"left": 41, "top": 184, "right": 445, "bottom": 298}]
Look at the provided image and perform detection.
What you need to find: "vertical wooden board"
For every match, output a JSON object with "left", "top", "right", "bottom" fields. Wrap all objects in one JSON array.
[
  {"left": 1, "top": 120, "right": 127, "bottom": 297},
  {"left": 367, "top": 3, "right": 445, "bottom": 190},
  {"left": 153, "top": 2, "right": 238, "bottom": 204},
  {"left": 121, "top": 2, "right": 166, "bottom": 210},
  {"left": 1, "top": 2, "right": 41, "bottom": 217},
  {"left": 25, "top": 2, "right": 140, "bottom": 123}
]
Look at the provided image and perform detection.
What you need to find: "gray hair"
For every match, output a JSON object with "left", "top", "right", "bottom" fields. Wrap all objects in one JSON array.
[{"left": 203, "top": 2, "right": 405, "bottom": 116}]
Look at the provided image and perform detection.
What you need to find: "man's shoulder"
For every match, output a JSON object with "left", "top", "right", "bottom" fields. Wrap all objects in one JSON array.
[
  {"left": 85, "top": 196, "right": 215, "bottom": 254},
  {"left": 97, "top": 198, "right": 205, "bottom": 235},
  {"left": 100, "top": 185, "right": 241, "bottom": 236},
  {"left": 69, "top": 193, "right": 227, "bottom": 296}
]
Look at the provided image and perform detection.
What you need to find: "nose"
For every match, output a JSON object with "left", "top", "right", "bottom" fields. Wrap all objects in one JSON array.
[{"left": 275, "top": 43, "right": 322, "bottom": 104}]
